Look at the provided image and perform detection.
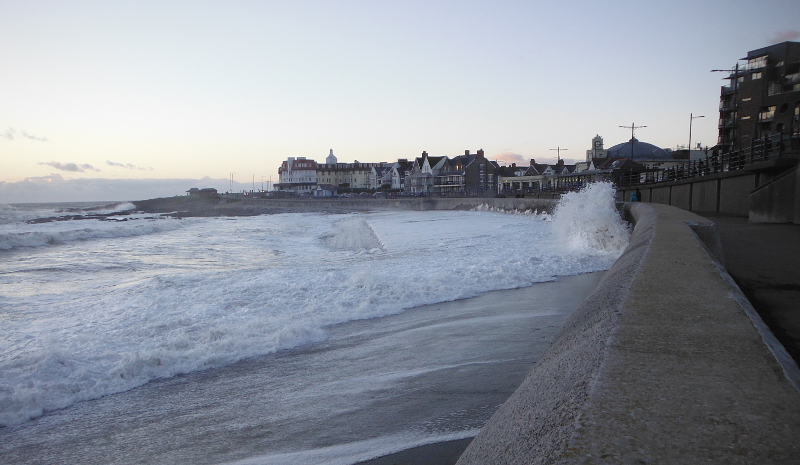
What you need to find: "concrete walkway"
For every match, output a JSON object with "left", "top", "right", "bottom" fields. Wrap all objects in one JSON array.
[
  {"left": 705, "top": 214, "right": 800, "bottom": 366},
  {"left": 457, "top": 203, "right": 800, "bottom": 464}
]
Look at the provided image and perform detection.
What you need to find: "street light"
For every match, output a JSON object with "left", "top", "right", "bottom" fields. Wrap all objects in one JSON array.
[
  {"left": 689, "top": 113, "right": 705, "bottom": 153},
  {"left": 549, "top": 147, "right": 567, "bottom": 162},
  {"left": 549, "top": 147, "right": 567, "bottom": 190}
]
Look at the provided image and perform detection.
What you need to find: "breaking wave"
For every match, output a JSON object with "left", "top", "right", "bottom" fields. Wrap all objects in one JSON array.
[
  {"left": 0, "top": 218, "right": 184, "bottom": 250},
  {"left": 321, "top": 216, "right": 385, "bottom": 252},
  {"left": 551, "top": 182, "right": 631, "bottom": 253}
]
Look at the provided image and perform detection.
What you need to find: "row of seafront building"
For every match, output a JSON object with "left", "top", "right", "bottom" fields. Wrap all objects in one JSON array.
[
  {"left": 273, "top": 41, "right": 800, "bottom": 199},
  {"left": 275, "top": 136, "right": 698, "bottom": 198}
]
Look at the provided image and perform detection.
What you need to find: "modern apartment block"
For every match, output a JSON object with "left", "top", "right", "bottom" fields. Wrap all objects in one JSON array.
[{"left": 718, "top": 41, "right": 800, "bottom": 153}]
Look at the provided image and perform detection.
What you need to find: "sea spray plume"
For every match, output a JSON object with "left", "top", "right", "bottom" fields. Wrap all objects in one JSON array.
[{"left": 551, "top": 182, "right": 630, "bottom": 253}]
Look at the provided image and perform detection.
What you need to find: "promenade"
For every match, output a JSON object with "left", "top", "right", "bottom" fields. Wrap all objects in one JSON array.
[{"left": 706, "top": 215, "right": 800, "bottom": 366}]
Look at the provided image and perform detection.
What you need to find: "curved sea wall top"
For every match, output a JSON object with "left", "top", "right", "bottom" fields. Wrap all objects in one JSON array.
[{"left": 457, "top": 202, "right": 800, "bottom": 464}]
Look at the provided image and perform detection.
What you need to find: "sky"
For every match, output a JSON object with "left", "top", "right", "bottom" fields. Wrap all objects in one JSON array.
[{"left": 2, "top": 0, "right": 799, "bottom": 203}]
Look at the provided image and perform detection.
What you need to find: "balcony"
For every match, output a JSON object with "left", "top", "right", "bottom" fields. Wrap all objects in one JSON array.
[
  {"left": 435, "top": 181, "right": 465, "bottom": 187},
  {"left": 718, "top": 118, "right": 734, "bottom": 128},
  {"left": 721, "top": 85, "right": 734, "bottom": 94}
]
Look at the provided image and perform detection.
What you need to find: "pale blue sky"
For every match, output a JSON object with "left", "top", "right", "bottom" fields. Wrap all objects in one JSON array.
[{"left": 2, "top": 0, "right": 799, "bottom": 201}]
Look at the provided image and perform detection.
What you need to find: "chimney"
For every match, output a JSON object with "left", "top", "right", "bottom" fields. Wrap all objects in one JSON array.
[
  {"left": 511, "top": 163, "right": 516, "bottom": 168},
  {"left": 477, "top": 149, "right": 485, "bottom": 158},
  {"left": 465, "top": 150, "right": 470, "bottom": 156},
  {"left": 422, "top": 151, "right": 428, "bottom": 157},
  {"left": 557, "top": 158, "right": 565, "bottom": 166},
  {"left": 530, "top": 159, "right": 536, "bottom": 166}
]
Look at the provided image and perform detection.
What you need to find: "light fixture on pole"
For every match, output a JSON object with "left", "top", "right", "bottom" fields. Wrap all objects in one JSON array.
[
  {"left": 549, "top": 147, "right": 567, "bottom": 190},
  {"left": 619, "top": 122, "right": 647, "bottom": 158},
  {"left": 549, "top": 147, "right": 567, "bottom": 163},
  {"left": 689, "top": 113, "right": 705, "bottom": 152}
]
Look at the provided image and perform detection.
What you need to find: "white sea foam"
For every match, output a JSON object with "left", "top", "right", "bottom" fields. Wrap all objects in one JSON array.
[
  {"left": 551, "top": 182, "right": 631, "bottom": 253},
  {"left": 81, "top": 201, "right": 136, "bottom": 215},
  {"left": 0, "top": 201, "right": 132, "bottom": 222},
  {"left": 0, "top": 216, "right": 185, "bottom": 250},
  {"left": 0, "top": 187, "right": 629, "bottom": 427}
]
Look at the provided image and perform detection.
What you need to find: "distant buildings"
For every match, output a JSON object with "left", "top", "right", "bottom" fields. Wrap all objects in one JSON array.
[
  {"left": 717, "top": 41, "right": 800, "bottom": 153},
  {"left": 186, "top": 187, "right": 219, "bottom": 198},
  {"left": 275, "top": 142, "right": 678, "bottom": 197},
  {"left": 276, "top": 149, "right": 501, "bottom": 196},
  {"left": 275, "top": 157, "right": 318, "bottom": 193},
  {"left": 273, "top": 134, "right": 714, "bottom": 197}
]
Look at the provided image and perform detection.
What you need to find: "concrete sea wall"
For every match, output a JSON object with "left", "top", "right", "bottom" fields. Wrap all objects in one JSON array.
[
  {"left": 457, "top": 202, "right": 800, "bottom": 464},
  {"left": 616, "top": 157, "right": 800, "bottom": 224}
]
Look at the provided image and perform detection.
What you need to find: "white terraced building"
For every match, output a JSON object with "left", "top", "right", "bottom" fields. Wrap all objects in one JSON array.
[{"left": 276, "top": 157, "right": 318, "bottom": 193}]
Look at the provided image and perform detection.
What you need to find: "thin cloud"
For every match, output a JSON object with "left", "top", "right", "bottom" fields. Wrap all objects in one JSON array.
[
  {"left": 1, "top": 128, "right": 48, "bottom": 141},
  {"left": 107, "top": 160, "right": 154, "bottom": 171},
  {"left": 493, "top": 151, "right": 528, "bottom": 166},
  {"left": 2, "top": 128, "right": 17, "bottom": 140},
  {"left": 22, "top": 131, "right": 48, "bottom": 142},
  {"left": 20, "top": 173, "right": 65, "bottom": 183},
  {"left": 39, "top": 161, "right": 100, "bottom": 172},
  {"left": 770, "top": 30, "right": 800, "bottom": 43}
]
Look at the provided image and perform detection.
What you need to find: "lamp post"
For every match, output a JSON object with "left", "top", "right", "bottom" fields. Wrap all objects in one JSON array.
[
  {"left": 689, "top": 113, "right": 705, "bottom": 153},
  {"left": 549, "top": 147, "right": 567, "bottom": 190},
  {"left": 549, "top": 147, "right": 567, "bottom": 162},
  {"left": 619, "top": 122, "right": 647, "bottom": 158}
]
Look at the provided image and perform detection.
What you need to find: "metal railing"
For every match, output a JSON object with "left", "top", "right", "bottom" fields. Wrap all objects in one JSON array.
[{"left": 617, "top": 133, "right": 798, "bottom": 188}]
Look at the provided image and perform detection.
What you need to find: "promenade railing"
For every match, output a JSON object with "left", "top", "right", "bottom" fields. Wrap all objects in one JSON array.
[{"left": 617, "top": 133, "right": 799, "bottom": 188}]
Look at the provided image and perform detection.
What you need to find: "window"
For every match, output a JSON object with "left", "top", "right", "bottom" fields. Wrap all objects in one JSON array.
[
  {"left": 752, "top": 72, "right": 762, "bottom": 80},
  {"left": 748, "top": 55, "right": 768, "bottom": 69},
  {"left": 759, "top": 105, "right": 776, "bottom": 121}
]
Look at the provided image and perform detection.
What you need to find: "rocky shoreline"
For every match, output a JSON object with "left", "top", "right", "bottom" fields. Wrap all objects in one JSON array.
[{"left": 132, "top": 196, "right": 295, "bottom": 217}]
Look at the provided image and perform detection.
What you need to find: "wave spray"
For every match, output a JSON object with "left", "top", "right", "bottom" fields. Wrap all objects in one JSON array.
[{"left": 551, "top": 182, "right": 631, "bottom": 254}]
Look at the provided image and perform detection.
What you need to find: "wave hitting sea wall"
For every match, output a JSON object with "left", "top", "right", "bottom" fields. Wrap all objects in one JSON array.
[{"left": 457, "top": 202, "right": 800, "bottom": 464}]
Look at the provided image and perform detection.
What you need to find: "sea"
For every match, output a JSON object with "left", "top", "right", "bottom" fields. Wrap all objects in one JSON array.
[{"left": 0, "top": 183, "right": 630, "bottom": 465}]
